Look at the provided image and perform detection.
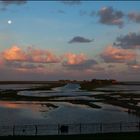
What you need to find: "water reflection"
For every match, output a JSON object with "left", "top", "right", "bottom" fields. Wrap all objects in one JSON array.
[
  {"left": 0, "top": 100, "right": 139, "bottom": 125},
  {"left": 53, "top": 83, "right": 80, "bottom": 92},
  {"left": 94, "top": 102, "right": 128, "bottom": 112},
  {"left": 0, "top": 83, "right": 140, "bottom": 125},
  {"left": 96, "top": 84, "right": 140, "bottom": 93}
]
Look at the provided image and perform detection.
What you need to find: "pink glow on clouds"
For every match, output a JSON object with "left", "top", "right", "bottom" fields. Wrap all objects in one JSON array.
[
  {"left": 63, "top": 52, "right": 86, "bottom": 65},
  {"left": 101, "top": 45, "right": 136, "bottom": 63},
  {"left": 0, "top": 45, "right": 140, "bottom": 81},
  {"left": 0, "top": 46, "right": 92, "bottom": 73},
  {"left": 2, "top": 46, "right": 60, "bottom": 64},
  {"left": 27, "top": 47, "right": 60, "bottom": 63},
  {"left": 2, "top": 46, "right": 27, "bottom": 61},
  {"left": 131, "top": 64, "right": 140, "bottom": 69}
]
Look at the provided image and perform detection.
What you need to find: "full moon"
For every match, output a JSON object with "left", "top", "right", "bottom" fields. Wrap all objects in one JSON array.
[{"left": 8, "top": 20, "right": 12, "bottom": 24}]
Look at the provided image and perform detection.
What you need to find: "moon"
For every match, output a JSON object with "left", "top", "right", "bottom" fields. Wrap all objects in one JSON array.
[{"left": 8, "top": 20, "right": 12, "bottom": 24}]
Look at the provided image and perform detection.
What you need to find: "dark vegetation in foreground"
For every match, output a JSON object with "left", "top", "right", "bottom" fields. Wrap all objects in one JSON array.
[{"left": 2, "top": 132, "right": 140, "bottom": 140}]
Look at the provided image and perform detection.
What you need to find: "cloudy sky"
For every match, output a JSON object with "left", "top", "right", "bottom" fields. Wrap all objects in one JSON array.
[{"left": 0, "top": 0, "right": 140, "bottom": 81}]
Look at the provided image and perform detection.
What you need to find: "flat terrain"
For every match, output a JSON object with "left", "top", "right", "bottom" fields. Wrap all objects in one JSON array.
[
  {"left": 1, "top": 81, "right": 140, "bottom": 116},
  {"left": 1, "top": 81, "right": 140, "bottom": 137},
  {"left": 2, "top": 132, "right": 140, "bottom": 140}
]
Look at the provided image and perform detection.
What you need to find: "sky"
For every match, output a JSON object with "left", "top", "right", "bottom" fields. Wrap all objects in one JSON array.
[{"left": 0, "top": 0, "right": 140, "bottom": 81}]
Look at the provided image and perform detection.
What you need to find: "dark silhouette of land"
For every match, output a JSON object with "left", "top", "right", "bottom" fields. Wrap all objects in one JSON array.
[
  {"left": 1, "top": 79, "right": 140, "bottom": 138},
  {"left": 1, "top": 132, "right": 140, "bottom": 139},
  {"left": 1, "top": 79, "right": 140, "bottom": 115}
]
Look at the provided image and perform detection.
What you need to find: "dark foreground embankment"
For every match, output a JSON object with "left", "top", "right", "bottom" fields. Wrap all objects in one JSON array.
[{"left": 1, "top": 132, "right": 140, "bottom": 140}]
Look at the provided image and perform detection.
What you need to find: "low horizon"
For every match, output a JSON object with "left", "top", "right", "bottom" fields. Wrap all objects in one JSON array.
[
  {"left": 0, "top": 1, "right": 140, "bottom": 81},
  {"left": 1, "top": 1, "right": 140, "bottom": 137},
  {"left": 0, "top": 79, "right": 140, "bottom": 82}
]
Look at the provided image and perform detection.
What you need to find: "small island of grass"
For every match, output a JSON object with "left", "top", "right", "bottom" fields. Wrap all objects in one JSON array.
[{"left": 80, "top": 79, "right": 118, "bottom": 91}]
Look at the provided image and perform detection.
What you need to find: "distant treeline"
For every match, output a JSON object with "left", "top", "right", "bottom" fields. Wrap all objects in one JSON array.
[{"left": 0, "top": 79, "right": 118, "bottom": 85}]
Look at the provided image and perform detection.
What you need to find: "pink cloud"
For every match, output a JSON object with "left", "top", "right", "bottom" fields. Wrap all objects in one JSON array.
[
  {"left": 62, "top": 52, "right": 97, "bottom": 70},
  {"left": 129, "top": 64, "right": 140, "bottom": 70},
  {"left": 63, "top": 53, "right": 86, "bottom": 65},
  {"left": 27, "top": 47, "right": 60, "bottom": 63},
  {"left": 2, "top": 46, "right": 60, "bottom": 64},
  {"left": 98, "top": 7, "right": 124, "bottom": 28},
  {"left": 2, "top": 46, "right": 27, "bottom": 61},
  {"left": 100, "top": 45, "right": 136, "bottom": 63}
]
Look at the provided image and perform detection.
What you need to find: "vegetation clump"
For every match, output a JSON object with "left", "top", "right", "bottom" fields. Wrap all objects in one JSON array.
[{"left": 80, "top": 79, "right": 118, "bottom": 91}]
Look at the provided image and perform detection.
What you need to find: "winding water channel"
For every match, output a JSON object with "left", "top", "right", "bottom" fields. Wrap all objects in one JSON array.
[{"left": 0, "top": 83, "right": 140, "bottom": 126}]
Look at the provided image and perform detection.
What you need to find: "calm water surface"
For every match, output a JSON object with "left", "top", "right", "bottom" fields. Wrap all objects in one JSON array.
[{"left": 0, "top": 83, "right": 140, "bottom": 125}]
